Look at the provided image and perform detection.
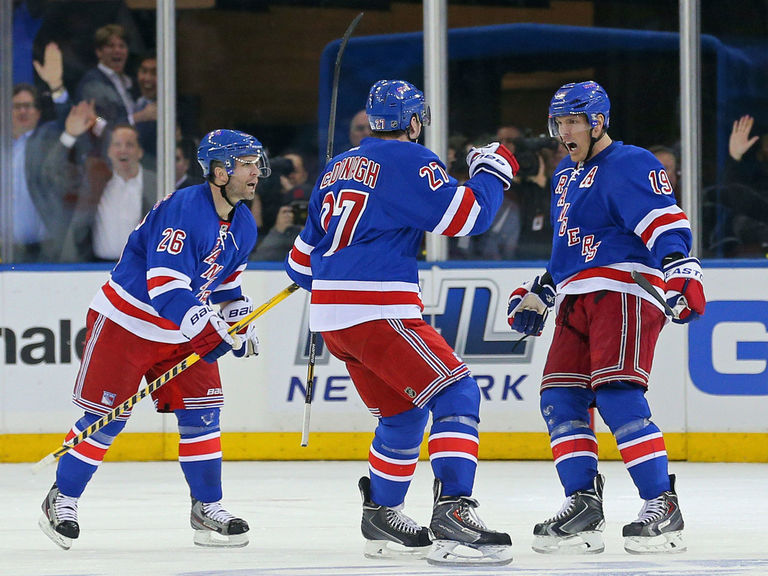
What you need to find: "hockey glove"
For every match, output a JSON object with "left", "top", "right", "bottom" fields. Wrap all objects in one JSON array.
[
  {"left": 662, "top": 255, "right": 706, "bottom": 324},
  {"left": 180, "top": 304, "right": 241, "bottom": 363},
  {"left": 507, "top": 273, "right": 556, "bottom": 336},
  {"left": 466, "top": 142, "right": 520, "bottom": 190},
  {"left": 220, "top": 296, "right": 260, "bottom": 359}
]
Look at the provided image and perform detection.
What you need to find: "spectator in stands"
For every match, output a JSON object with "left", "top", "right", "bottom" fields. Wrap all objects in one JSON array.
[
  {"left": 650, "top": 145, "right": 679, "bottom": 192},
  {"left": 76, "top": 24, "right": 136, "bottom": 127},
  {"left": 10, "top": 44, "right": 74, "bottom": 262},
  {"left": 496, "top": 124, "right": 522, "bottom": 154},
  {"left": 54, "top": 124, "right": 156, "bottom": 261},
  {"left": 175, "top": 137, "right": 204, "bottom": 189},
  {"left": 90, "top": 124, "right": 157, "bottom": 260},
  {"left": 281, "top": 151, "right": 312, "bottom": 201},
  {"left": 721, "top": 114, "right": 768, "bottom": 255},
  {"left": 349, "top": 109, "right": 371, "bottom": 147},
  {"left": 133, "top": 52, "right": 158, "bottom": 163},
  {"left": 251, "top": 203, "right": 304, "bottom": 261}
]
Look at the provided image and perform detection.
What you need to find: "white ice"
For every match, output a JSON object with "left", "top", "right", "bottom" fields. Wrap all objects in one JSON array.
[{"left": 3, "top": 460, "right": 767, "bottom": 576}]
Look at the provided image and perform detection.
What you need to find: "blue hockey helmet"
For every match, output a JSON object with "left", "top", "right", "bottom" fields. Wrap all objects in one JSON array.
[
  {"left": 548, "top": 81, "right": 610, "bottom": 138},
  {"left": 366, "top": 79, "right": 431, "bottom": 132},
  {"left": 197, "top": 129, "right": 271, "bottom": 178}
]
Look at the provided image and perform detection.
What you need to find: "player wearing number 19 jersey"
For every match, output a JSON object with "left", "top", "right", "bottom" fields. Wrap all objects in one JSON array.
[
  {"left": 506, "top": 81, "right": 705, "bottom": 555},
  {"left": 39, "top": 130, "right": 266, "bottom": 551},
  {"left": 286, "top": 80, "right": 518, "bottom": 566}
]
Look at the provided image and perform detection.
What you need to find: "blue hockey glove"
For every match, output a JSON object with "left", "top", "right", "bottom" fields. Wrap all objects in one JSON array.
[{"left": 507, "top": 274, "right": 556, "bottom": 336}]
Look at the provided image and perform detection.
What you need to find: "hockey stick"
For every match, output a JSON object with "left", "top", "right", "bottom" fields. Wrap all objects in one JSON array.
[
  {"left": 32, "top": 283, "right": 300, "bottom": 472},
  {"left": 630, "top": 270, "right": 679, "bottom": 319},
  {"left": 301, "top": 10, "right": 364, "bottom": 448}
]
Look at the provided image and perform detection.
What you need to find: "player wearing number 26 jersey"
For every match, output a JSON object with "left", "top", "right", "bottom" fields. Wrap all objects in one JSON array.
[
  {"left": 285, "top": 80, "right": 519, "bottom": 566},
  {"left": 39, "top": 130, "right": 268, "bottom": 551}
]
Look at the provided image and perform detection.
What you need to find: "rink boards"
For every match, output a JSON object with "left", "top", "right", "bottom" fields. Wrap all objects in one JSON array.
[{"left": 0, "top": 263, "right": 766, "bottom": 462}]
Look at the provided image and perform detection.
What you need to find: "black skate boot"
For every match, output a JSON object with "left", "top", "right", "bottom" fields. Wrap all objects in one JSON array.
[
  {"left": 532, "top": 473, "right": 606, "bottom": 554},
  {"left": 427, "top": 479, "right": 513, "bottom": 566},
  {"left": 623, "top": 474, "right": 686, "bottom": 554},
  {"left": 190, "top": 497, "right": 249, "bottom": 548},
  {"left": 38, "top": 483, "right": 80, "bottom": 550},
  {"left": 358, "top": 476, "right": 432, "bottom": 559}
]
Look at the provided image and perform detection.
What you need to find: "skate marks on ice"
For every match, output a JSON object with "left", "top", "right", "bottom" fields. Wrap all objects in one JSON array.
[
  {"left": 175, "top": 558, "right": 768, "bottom": 576},
  {"left": 3, "top": 460, "right": 767, "bottom": 576}
]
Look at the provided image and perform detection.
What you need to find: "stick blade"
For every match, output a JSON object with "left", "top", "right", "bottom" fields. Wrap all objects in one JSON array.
[{"left": 31, "top": 453, "right": 57, "bottom": 474}]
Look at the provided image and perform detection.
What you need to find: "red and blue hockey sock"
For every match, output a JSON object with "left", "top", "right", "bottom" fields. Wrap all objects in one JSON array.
[
  {"left": 596, "top": 382, "right": 671, "bottom": 499},
  {"left": 368, "top": 407, "right": 428, "bottom": 507},
  {"left": 427, "top": 377, "right": 480, "bottom": 497},
  {"left": 540, "top": 387, "right": 599, "bottom": 496},
  {"left": 175, "top": 408, "right": 223, "bottom": 503},
  {"left": 56, "top": 412, "right": 126, "bottom": 497}
]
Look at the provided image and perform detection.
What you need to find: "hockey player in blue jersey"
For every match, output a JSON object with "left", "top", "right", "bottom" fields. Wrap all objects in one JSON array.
[
  {"left": 507, "top": 81, "right": 706, "bottom": 555},
  {"left": 39, "top": 129, "right": 267, "bottom": 550},
  {"left": 286, "top": 80, "right": 518, "bottom": 566}
]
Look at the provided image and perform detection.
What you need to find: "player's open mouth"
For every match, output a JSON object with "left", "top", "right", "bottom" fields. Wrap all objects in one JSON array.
[{"left": 565, "top": 142, "right": 578, "bottom": 151}]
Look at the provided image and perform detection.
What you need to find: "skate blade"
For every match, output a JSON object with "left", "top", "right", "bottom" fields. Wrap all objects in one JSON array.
[
  {"left": 38, "top": 515, "right": 73, "bottom": 550},
  {"left": 532, "top": 531, "right": 605, "bottom": 555},
  {"left": 193, "top": 529, "right": 249, "bottom": 548},
  {"left": 624, "top": 531, "right": 686, "bottom": 554},
  {"left": 426, "top": 540, "right": 513, "bottom": 566},
  {"left": 363, "top": 539, "right": 431, "bottom": 560}
]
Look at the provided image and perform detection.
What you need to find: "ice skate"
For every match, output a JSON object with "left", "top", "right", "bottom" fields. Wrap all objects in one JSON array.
[
  {"left": 427, "top": 479, "right": 513, "bottom": 566},
  {"left": 532, "top": 473, "right": 605, "bottom": 554},
  {"left": 38, "top": 483, "right": 80, "bottom": 550},
  {"left": 358, "top": 476, "right": 432, "bottom": 559},
  {"left": 623, "top": 474, "right": 686, "bottom": 554},
  {"left": 190, "top": 498, "right": 249, "bottom": 547}
]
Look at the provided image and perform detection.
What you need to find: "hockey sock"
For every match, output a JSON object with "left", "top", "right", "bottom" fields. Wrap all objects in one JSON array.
[
  {"left": 176, "top": 408, "right": 223, "bottom": 503},
  {"left": 56, "top": 412, "right": 126, "bottom": 498},
  {"left": 540, "top": 387, "right": 598, "bottom": 496},
  {"left": 427, "top": 376, "right": 480, "bottom": 497},
  {"left": 368, "top": 407, "right": 428, "bottom": 508},
  {"left": 596, "top": 382, "right": 671, "bottom": 499}
]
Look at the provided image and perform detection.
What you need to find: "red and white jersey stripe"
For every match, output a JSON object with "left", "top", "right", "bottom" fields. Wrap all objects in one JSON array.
[
  {"left": 428, "top": 431, "right": 479, "bottom": 464},
  {"left": 147, "top": 267, "right": 192, "bottom": 300},
  {"left": 634, "top": 205, "right": 690, "bottom": 251},
  {"left": 368, "top": 445, "right": 419, "bottom": 482},
  {"left": 90, "top": 279, "right": 186, "bottom": 344},
  {"left": 556, "top": 262, "right": 666, "bottom": 314},
  {"left": 550, "top": 433, "right": 598, "bottom": 467},
  {"left": 287, "top": 236, "right": 313, "bottom": 278},
  {"left": 213, "top": 264, "right": 246, "bottom": 295},
  {"left": 617, "top": 431, "right": 667, "bottom": 468},
  {"left": 430, "top": 186, "right": 480, "bottom": 237},
  {"left": 309, "top": 279, "right": 423, "bottom": 332}
]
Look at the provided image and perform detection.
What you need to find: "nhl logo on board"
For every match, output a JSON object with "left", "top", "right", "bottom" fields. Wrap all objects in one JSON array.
[{"left": 404, "top": 387, "right": 417, "bottom": 398}]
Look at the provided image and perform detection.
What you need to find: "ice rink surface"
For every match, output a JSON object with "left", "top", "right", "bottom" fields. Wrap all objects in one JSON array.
[{"left": 3, "top": 460, "right": 767, "bottom": 576}]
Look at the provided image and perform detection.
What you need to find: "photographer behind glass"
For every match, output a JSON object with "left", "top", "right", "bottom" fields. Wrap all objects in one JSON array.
[
  {"left": 511, "top": 134, "right": 557, "bottom": 260},
  {"left": 251, "top": 156, "right": 307, "bottom": 261}
]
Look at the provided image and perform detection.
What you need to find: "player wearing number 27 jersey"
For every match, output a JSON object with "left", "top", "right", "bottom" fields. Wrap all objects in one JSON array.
[
  {"left": 286, "top": 136, "right": 506, "bottom": 330},
  {"left": 286, "top": 80, "right": 519, "bottom": 566}
]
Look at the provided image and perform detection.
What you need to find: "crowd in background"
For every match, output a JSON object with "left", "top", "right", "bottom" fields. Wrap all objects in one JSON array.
[{"left": 9, "top": 0, "right": 768, "bottom": 264}]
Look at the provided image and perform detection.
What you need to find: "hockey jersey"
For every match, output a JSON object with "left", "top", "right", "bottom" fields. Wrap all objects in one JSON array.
[
  {"left": 90, "top": 183, "right": 258, "bottom": 343},
  {"left": 285, "top": 137, "right": 505, "bottom": 331},
  {"left": 548, "top": 141, "right": 692, "bottom": 310}
]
